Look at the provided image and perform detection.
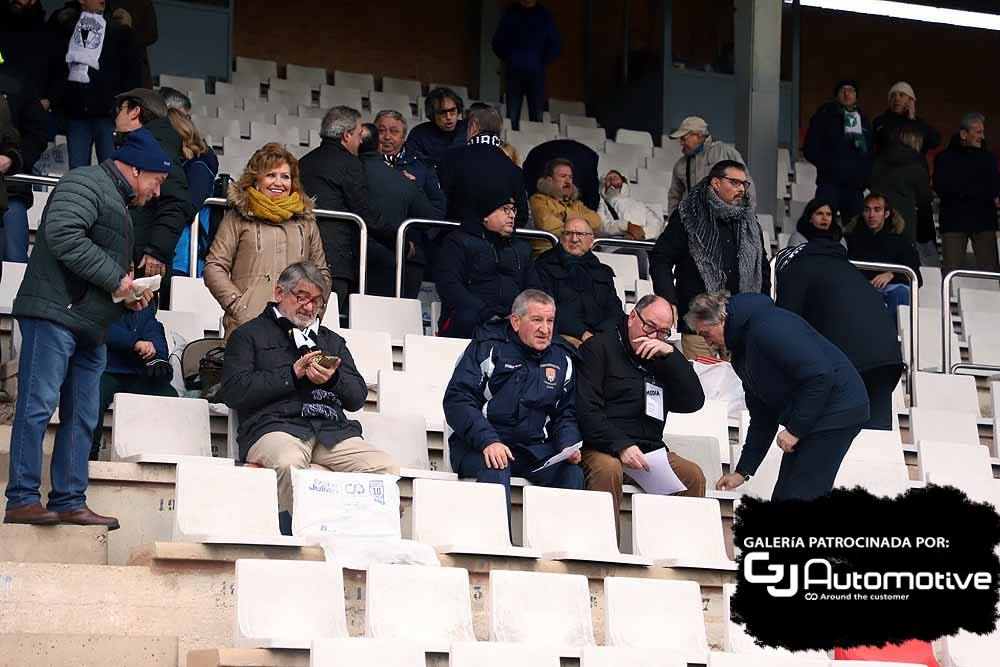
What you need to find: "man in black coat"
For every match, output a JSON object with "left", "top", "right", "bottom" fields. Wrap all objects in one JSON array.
[
  {"left": 650, "top": 160, "right": 770, "bottom": 361},
  {"left": 404, "top": 87, "right": 468, "bottom": 167},
  {"left": 576, "top": 295, "right": 706, "bottom": 536},
  {"left": 357, "top": 123, "right": 437, "bottom": 298},
  {"left": 299, "top": 105, "right": 385, "bottom": 312},
  {"left": 374, "top": 109, "right": 446, "bottom": 219},
  {"left": 523, "top": 139, "right": 601, "bottom": 211},
  {"left": 933, "top": 113, "right": 1000, "bottom": 278},
  {"left": 535, "top": 217, "right": 623, "bottom": 347},
  {"left": 688, "top": 292, "right": 869, "bottom": 501},
  {"left": 221, "top": 262, "right": 398, "bottom": 533},
  {"left": 113, "top": 88, "right": 195, "bottom": 307},
  {"left": 803, "top": 80, "right": 872, "bottom": 222},
  {"left": 775, "top": 239, "right": 903, "bottom": 431}
]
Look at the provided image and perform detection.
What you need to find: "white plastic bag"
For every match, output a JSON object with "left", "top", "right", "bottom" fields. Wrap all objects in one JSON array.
[
  {"left": 693, "top": 359, "right": 746, "bottom": 419},
  {"left": 291, "top": 468, "right": 402, "bottom": 539},
  {"left": 319, "top": 536, "right": 439, "bottom": 570}
]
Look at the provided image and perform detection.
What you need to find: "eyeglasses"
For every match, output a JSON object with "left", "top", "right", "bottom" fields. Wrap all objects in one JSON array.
[
  {"left": 435, "top": 106, "right": 459, "bottom": 117},
  {"left": 501, "top": 203, "right": 517, "bottom": 216},
  {"left": 636, "top": 309, "right": 672, "bottom": 340},
  {"left": 291, "top": 290, "right": 325, "bottom": 309},
  {"left": 722, "top": 176, "right": 751, "bottom": 190},
  {"left": 563, "top": 230, "right": 594, "bottom": 238}
]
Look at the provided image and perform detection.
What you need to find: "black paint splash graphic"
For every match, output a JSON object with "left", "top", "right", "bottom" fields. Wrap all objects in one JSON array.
[{"left": 732, "top": 485, "right": 1000, "bottom": 651}]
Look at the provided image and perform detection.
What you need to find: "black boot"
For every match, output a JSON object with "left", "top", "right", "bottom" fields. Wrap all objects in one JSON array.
[{"left": 278, "top": 511, "right": 293, "bottom": 536}]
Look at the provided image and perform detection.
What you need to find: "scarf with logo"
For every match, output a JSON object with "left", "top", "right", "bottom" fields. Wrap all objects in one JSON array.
[
  {"left": 469, "top": 132, "right": 503, "bottom": 148},
  {"left": 66, "top": 11, "right": 106, "bottom": 83},
  {"left": 246, "top": 186, "right": 304, "bottom": 223},
  {"left": 272, "top": 307, "right": 344, "bottom": 422}
]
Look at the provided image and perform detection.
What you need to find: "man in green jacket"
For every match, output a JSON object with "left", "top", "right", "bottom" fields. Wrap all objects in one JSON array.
[{"left": 4, "top": 128, "right": 171, "bottom": 529}]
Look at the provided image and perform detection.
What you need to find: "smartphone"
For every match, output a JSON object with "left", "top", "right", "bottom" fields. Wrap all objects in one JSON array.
[{"left": 315, "top": 354, "right": 341, "bottom": 369}]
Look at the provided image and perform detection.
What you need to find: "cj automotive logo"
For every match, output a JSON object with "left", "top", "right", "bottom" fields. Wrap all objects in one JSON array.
[{"left": 744, "top": 550, "right": 993, "bottom": 601}]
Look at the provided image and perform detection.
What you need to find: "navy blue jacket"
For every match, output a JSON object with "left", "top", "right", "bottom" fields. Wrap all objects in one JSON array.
[
  {"left": 436, "top": 136, "right": 530, "bottom": 230},
  {"left": 404, "top": 120, "right": 468, "bottom": 167},
  {"left": 435, "top": 218, "right": 540, "bottom": 338},
  {"left": 105, "top": 302, "right": 170, "bottom": 375},
  {"left": 444, "top": 320, "right": 580, "bottom": 468},
  {"left": 803, "top": 101, "right": 872, "bottom": 190},
  {"left": 491, "top": 3, "right": 561, "bottom": 72},
  {"left": 725, "top": 293, "right": 869, "bottom": 477},
  {"left": 182, "top": 150, "right": 219, "bottom": 209},
  {"left": 392, "top": 149, "right": 447, "bottom": 220}
]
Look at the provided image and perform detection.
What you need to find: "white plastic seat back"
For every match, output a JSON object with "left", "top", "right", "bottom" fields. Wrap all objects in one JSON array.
[
  {"left": 631, "top": 495, "right": 733, "bottom": 569},
  {"left": 156, "top": 309, "right": 204, "bottom": 353},
  {"left": 381, "top": 76, "right": 423, "bottom": 102},
  {"left": 581, "top": 646, "right": 686, "bottom": 667},
  {"left": 330, "top": 328, "right": 391, "bottom": 388},
  {"left": 310, "top": 638, "right": 424, "bottom": 667},
  {"left": 566, "top": 125, "right": 606, "bottom": 145},
  {"left": 898, "top": 306, "right": 959, "bottom": 371},
  {"left": 958, "top": 287, "right": 1000, "bottom": 314},
  {"left": 429, "top": 82, "right": 470, "bottom": 103},
  {"left": 348, "top": 294, "right": 423, "bottom": 345},
  {"left": 918, "top": 440, "right": 993, "bottom": 484},
  {"left": 170, "top": 277, "right": 224, "bottom": 335},
  {"left": 593, "top": 251, "right": 639, "bottom": 286},
  {"left": 604, "top": 578, "right": 708, "bottom": 662},
  {"left": 664, "top": 398, "right": 731, "bottom": 465},
  {"left": 913, "top": 371, "right": 980, "bottom": 416},
  {"left": 284, "top": 63, "right": 327, "bottom": 87},
  {"left": 249, "top": 121, "right": 299, "bottom": 146},
  {"left": 159, "top": 74, "right": 205, "bottom": 93},
  {"left": 709, "top": 652, "right": 831, "bottom": 667},
  {"left": 235, "top": 559, "right": 347, "bottom": 648},
  {"left": 522, "top": 486, "right": 626, "bottom": 561},
  {"left": 319, "top": 85, "right": 363, "bottom": 111},
  {"left": 661, "top": 433, "right": 723, "bottom": 486},
  {"left": 235, "top": 56, "right": 277, "bottom": 81},
  {"left": 629, "top": 183, "right": 669, "bottom": 211},
  {"left": 968, "top": 334, "right": 1000, "bottom": 366},
  {"left": 364, "top": 564, "right": 474, "bottom": 652},
  {"left": 334, "top": 70, "right": 375, "bottom": 96},
  {"left": 489, "top": 569, "right": 594, "bottom": 656},
  {"left": 402, "top": 334, "right": 469, "bottom": 385},
  {"left": 614, "top": 129, "right": 654, "bottom": 152},
  {"left": 0, "top": 262, "right": 27, "bottom": 314},
  {"left": 734, "top": 411, "right": 782, "bottom": 499},
  {"left": 377, "top": 370, "right": 446, "bottom": 432},
  {"left": 834, "top": 429, "right": 909, "bottom": 496},
  {"left": 318, "top": 291, "right": 341, "bottom": 328},
  {"left": 350, "top": 411, "right": 432, "bottom": 472},
  {"left": 549, "top": 98, "right": 586, "bottom": 116},
  {"left": 941, "top": 623, "right": 1000, "bottom": 667},
  {"left": 450, "top": 641, "right": 560, "bottom": 667},
  {"left": 910, "top": 407, "right": 980, "bottom": 447},
  {"left": 960, "top": 310, "right": 1000, "bottom": 342},
  {"left": 112, "top": 394, "right": 213, "bottom": 462},
  {"left": 411, "top": 479, "right": 529, "bottom": 555},
  {"left": 173, "top": 463, "right": 283, "bottom": 543},
  {"left": 720, "top": 585, "right": 830, "bottom": 661},
  {"left": 370, "top": 91, "right": 412, "bottom": 117}
]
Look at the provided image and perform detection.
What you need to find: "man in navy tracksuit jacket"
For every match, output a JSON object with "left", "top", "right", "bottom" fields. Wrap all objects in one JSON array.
[
  {"left": 688, "top": 292, "right": 869, "bottom": 501},
  {"left": 443, "top": 290, "right": 584, "bottom": 514}
]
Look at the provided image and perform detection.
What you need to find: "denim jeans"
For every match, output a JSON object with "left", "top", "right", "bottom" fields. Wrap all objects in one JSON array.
[
  {"left": 5, "top": 318, "right": 107, "bottom": 512},
  {"left": 878, "top": 283, "right": 910, "bottom": 330},
  {"left": 2, "top": 199, "right": 29, "bottom": 263},
  {"left": 66, "top": 117, "right": 115, "bottom": 169}
]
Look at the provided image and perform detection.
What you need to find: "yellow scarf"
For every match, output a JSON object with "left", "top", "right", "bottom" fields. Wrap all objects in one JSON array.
[{"left": 246, "top": 186, "right": 305, "bottom": 223}]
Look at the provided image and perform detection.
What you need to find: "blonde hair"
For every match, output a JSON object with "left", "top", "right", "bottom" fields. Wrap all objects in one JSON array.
[
  {"left": 501, "top": 141, "right": 521, "bottom": 166},
  {"left": 167, "top": 108, "right": 209, "bottom": 160},
  {"left": 236, "top": 142, "right": 303, "bottom": 195}
]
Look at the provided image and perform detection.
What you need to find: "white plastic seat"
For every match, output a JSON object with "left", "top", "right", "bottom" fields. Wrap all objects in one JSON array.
[
  {"left": 710, "top": 652, "right": 831, "bottom": 667},
  {"left": 660, "top": 433, "right": 723, "bottom": 488},
  {"left": 548, "top": 98, "right": 586, "bottom": 116},
  {"left": 912, "top": 371, "right": 980, "bottom": 416},
  {"left": 897, "top": 305, "right": 959, "bottom": 372},
  {"left": 235, "top": 56, "right": 277, "bottom": 81},
  {"left": 381, "top": 76, "right": 423, "bottom": 103},
  {"left": 834, "top": 429, "right": 909, "bottom": 496},
  {"left": 192, "top": 117, "right": 241, "bottom": 146},
  {"left": 268, "top": 89, "right": 313, "bottom": 111},
  {"left": 605, "top": 140, "right": 648, "bottom": 164},
  {"left": 581, "top": 646, "right": 685, "bottom": 667},
  {"left": 910, "top": 407, "right": 980, "bottom": 447},
  {"left": 112, "top": 394, "right": 225, "bottom": 465},
  {"left": 411, "top": 479, "right": 538, "bottom": 557},
  {"left": 249, "top": 121, "right": 301, "bottom": 146},
  {"left": 594, "top": 251, "right": 639, "bottom": 287},
  {"left": 664, "top": 398, "right": 731, "bottom": 465},
  {"left": 235, "top": 559, "right": 346, "bottom": 648},
  {"left": 298, "top": 105, "right": 327, "bottom": 120},
  {"left": 25, "top": 187, "right": 50, "bottom": 231},
  {"left": 919, "top": 266, "right": 942, "bottom": 307},
  {"left": 223, "top": 136, "right": 258, "bottom": 160},
  {"left": 0, "top": 262, "right": 27, "bottom": 314},
  {"left": 369, "top": 91, "right": 413, "bottom": 117},
  {"left": 604, "top": 578, "right": 709, "bottom": 663},
  {"left": 169, "top": 277, "right": 224, "bottom": 335},
  {"left": 968, "top": 334, "right": 1000, "bottom": 367},
  {"left": 173, "top": 462, "right": 312, "bottom": 546},
  {"left": 790, "top": 181, "right": 816, "bottom": 202},
  {"left": 319, "top": 291, "right": 341, "bottom": 328},
  {"left": 319, "top": 85, "right": 363, "bottom": 111},
  {"left": 917, "top": 440, "right": 993, "bottom": 485},
  {"left": 218, "top": 107, "right": 275, "bottom": 136},
  {"left": 635, "top": 167, "right": 670, "bottom": 185},
  {"left": 334, "top": 70, "right": 375, "bottom": 97},
  {"left": 364, "top": 563, "right": 474, "bottom": 652},
  {"left": 311, "top": 638, "right": 423, "bottom": 666},
  {"left": 794, "top": 160, "right": 817, "bottom": 184},
  {"left": 614, "top": 129, "right": 654, "bottom": 154},
  {"left": 629, "top": 183, "right": 669, "bottom": 211},
  {"left": 158, "top": 73, "right": 205, "bottom": 93},
  {"left": 401, "top": 334, "right": 469, "bottom": 386},
  {"left": 522, "top": 486, "right": 651, "bottom": 565},
  {"left": 284, "top": 63, "right": 328, "bottom": 87},
  {"left": 734, "top": 411, "right": 783, "bottom": 499},
  {"left": 330, "top": 328, "right": 391, "bottom": 388},
  {"left": 242, "top": 98, "right": 290, "bottom": 117},
  {"left": 517, "top": 119, "right": 559, "bottom": 139},
  {"left": 559, "top": 114, "right": 597, "bottom": 135},
  {"left": 720, "top": 584, "right": 830, "bottom": 661},
  {"left": 645, "top": 155, "right": 676, "bottom": 172},
  {"left": 377, "top": 370, "right": 446, "bottom": 432},
  {"left": 347, "top": 294, "right": 423, "bottom": 346},
  {"left": 351, "top": 412, "right": 454, "bottom": 479},
  {"left": 449, "top": 641, "right": 559, "bottom": 667},
  {"left": 631, "top": 495, "right": 735, "bottom": 569},
  {"left": 156, "top": 309, "right": 204, "bottom": 352},
  {"left": 653, "top": 142, "right": 684, "bottom": 166},
  {"left": 566, "top": 125, "right": 607, "bottom": 145},
  {"left": 941, "top": 621, "right": 1000, "bottom": 667},
  {"left": 958, "top": 287, "right": 1000, "bottom": 314},
  {"left": 960, "top": 310, "right": 1000, "bottom": 343},
  {"left": 489, "top": 569, "right": 594, "bottom": 656}
]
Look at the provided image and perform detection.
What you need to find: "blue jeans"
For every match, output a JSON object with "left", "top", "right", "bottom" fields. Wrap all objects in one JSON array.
[
  {"left": 2, "top": 199, "right": 29, "bottom": 263},
  {"left": 5, "top": 318, "right": 107, "bottom": 512},
  {"left": 66, "top": 117, "right": 115, "bottom": 169},
  {"left": 878, "top": 283, "right": 910, "bottom": 330}
]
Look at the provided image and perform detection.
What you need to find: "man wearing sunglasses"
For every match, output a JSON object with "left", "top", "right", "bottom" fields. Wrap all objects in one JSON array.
[
  {"left": 650, "top": 159, "right": 770, "bottom": 361},
  {"left": 575, "top": 294, "right": 707, "bottom": 537}
]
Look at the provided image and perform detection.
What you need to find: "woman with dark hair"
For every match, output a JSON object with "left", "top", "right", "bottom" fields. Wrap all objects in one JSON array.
[
  {"left": 787, "top": 198, "right": 846, "bottom": 248},
  {"left": 204, "top": 143, "right": 331, "bottom": 338}
]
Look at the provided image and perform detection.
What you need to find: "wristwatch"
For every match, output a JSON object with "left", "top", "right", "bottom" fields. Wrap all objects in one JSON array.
[{"left": 739, "top": 471, "right": 751, "bottom": 482}]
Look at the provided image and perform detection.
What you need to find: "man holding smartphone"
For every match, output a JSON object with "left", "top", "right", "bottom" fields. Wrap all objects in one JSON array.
[{"left": 221, "top": 261, "right": 398, "bottom": 534}]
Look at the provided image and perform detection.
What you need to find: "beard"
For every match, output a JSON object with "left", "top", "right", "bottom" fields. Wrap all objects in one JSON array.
[{"left": 604, "top": 185, "right": 621, "bottom": 200}]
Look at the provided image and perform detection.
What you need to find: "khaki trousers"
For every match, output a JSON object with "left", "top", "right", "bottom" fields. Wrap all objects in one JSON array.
[
  {"left": 247, "top": 432, "right": 399, "bottom": 512},
  {"left": 681, "top": 333, "right": 717, "bottom": 361},
  {"left": 580, "top": 448, "right": 707, "bottom": 538}
]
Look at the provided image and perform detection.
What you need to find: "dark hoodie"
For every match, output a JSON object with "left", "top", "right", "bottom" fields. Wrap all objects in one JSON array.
[
  {"left": 870, "top": 141, "right": 934, "bottom": 242},
  {"left": 775, "top": 240, "right": 903, "bottom": 376},
  {"left": 933, "top": 134, "right": 1000, "bottom": 235},
  {"left": 724, "top": 293, "right": 869, "bottom": 477},
  {"left": 436, "top": 131, "right": 529, "bottom": 230},
  {"left": 434, "top": 178, "right": 539, "bottom": 338}
]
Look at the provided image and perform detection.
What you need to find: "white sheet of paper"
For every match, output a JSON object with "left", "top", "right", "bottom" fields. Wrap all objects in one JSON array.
[
  {"left": 532, "top": 441, "right": 583, "bottom": 473},
  {"left": 112, "top": 274, "right": 162, "bottom": 303},
  {"left": 645, "top": 381, "right": 664, "bottom": 420},
  {"left": 625, "top": 447, "right": 687, "bottom": 495}
]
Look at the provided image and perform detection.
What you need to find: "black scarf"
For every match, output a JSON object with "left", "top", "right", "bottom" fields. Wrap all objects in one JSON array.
[{"left": 469, "top": 132, "right": 503, "bottom": 148}]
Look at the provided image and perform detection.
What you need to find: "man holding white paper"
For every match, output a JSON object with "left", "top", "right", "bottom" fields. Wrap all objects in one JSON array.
[
  {"left": 576, "top": 295, "right": 707, "bottom": 537},
  {"left": 443, "top": 289, "right": 585, "bottom": 517}
]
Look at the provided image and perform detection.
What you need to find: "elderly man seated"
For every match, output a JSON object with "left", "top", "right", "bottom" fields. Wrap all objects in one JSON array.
[
  {"left": 534, "top": 217, "right": 624, "bottom": 347},
  {"left": 576, "top": 294, "right": 707, "bottom": 537},
  {"left": 221, "top": 261, "right": 398, "bottom": 533},
  {"left": 597, "top": 169, "right": 664, "bottom": 241},
  {"left": 528, "top": 157, "right": 603, "bottom": 256},
  {"left": 443, "top": 289, "right": 584, "bottom": 514}
]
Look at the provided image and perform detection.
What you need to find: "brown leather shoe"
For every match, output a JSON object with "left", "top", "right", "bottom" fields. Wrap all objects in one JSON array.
[
  {"left": 4, "top": 502, "right": 60, "bottom": 525},
  {"left": 56, "top": 507, "right": 120, "bottom": 531}
]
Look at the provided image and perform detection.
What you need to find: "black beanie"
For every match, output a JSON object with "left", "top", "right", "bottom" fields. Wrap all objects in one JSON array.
[
  {"left": 467, "top": 180, "right": 516, "bottom": 226},
  {"left": 834, "top": 79, "right": 859, "bottom": 97}
]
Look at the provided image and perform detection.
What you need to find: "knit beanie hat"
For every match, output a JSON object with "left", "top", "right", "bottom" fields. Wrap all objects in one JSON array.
[
  {"left": 111, "top": 127, "right": 172, "bottom": 173},
  {"left": 468, "top": 179, "right": 516, "bottom": 226},
  {"left": 888, "top": 81, "right": 916, "bottom": 102},
  {"left": 833, "top": 79, "right": 859, "bottom": 97}
]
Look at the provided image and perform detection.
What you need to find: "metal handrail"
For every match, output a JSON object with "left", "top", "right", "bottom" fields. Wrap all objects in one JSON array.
[
  {"left": 9, "top": 174, "right": 369, "bottom": 294},
  {"left": 592, "top": 238, "right": 656, "bottom": 251},
  {"left": 393, "top": 218, "right": 559, "bottom": 297},
  {"left": 942, "top": 269, "right": 1000, "bottom": 375}
]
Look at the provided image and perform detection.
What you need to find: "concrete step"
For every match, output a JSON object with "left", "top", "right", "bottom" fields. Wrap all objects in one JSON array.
[
  {"left": 0, "top": 633, "right": 177, "bottom": 667},
  {"left": 0, "top": 524, "right": 107, "bottom": 565}
]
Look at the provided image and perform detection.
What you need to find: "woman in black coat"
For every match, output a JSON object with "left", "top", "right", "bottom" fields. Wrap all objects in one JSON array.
[
  {"left": 774, "top": 238, "right": 903, "bottom": 430},
  {"left": 787, "top": 198, "right": 846, "bottom": 248}
]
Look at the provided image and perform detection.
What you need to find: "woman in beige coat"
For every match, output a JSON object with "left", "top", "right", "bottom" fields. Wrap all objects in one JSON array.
[{"left": 204, "top": 143, "right": 331, "bottom": 338}]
